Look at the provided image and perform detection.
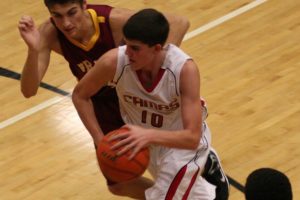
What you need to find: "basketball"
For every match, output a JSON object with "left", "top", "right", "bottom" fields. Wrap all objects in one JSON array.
[{"left": 96, "top": 127, "right": 150, "bottom": 183}]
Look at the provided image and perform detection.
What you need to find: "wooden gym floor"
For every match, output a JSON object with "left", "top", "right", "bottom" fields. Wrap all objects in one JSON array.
[{"left": 0, "top": 0, "right": 299, "bottom": 199}]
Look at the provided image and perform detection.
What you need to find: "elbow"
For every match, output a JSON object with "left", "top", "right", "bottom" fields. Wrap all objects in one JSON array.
[
  {"left": 171, "top": 16, "right": 190, "bottom": 46},
  {"left": 188, "top": 131, "right": 201, "bottom": 150},
  {"left": 71, "top": 87, "right": 82, "bottom": 107},
  {"left": 181, "top": 16, "right": 190, "bottom": 33},
  {"left": 72, "top": 81, "right": 93, "bottom": 109},
  {"left": 190, "top": 140, "right": 200, "bottom": 150},
  {"left": 20, "top": 79, "right": 38, "bottom": 98},
  {"left": 174, "top": 15, "right": 190, "bottom": 36},
  {"left": 21, "top": 88, "right": 37, "bottom": 98},
  {"left": 71, "top": 89, "right": 78, "bottom": 105}
]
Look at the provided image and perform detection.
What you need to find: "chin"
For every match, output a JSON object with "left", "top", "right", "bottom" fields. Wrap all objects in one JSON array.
[
  {"left": 130, "top": 65, "right": 140, "bottom": 71},
  {"left": 64, "top": 29, "right": 77, "bottom": 38}
]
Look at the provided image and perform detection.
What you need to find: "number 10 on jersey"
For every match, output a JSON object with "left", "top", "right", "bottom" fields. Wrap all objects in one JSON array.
[{"left": 141, "top": 110, "right": 163, "bottom": 128}]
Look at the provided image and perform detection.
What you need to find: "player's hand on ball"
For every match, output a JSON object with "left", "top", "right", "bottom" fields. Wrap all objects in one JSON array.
[
  {"left": 110, "top": 125, "right": 151, "bottom": 159},
  {"left": 97, "top": 127, "right": 150, "bottom": 182}
]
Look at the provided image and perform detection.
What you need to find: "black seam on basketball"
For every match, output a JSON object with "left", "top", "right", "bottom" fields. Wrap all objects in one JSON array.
[{"left": 131, "top": 152, "right": 149, "bottom": 170}]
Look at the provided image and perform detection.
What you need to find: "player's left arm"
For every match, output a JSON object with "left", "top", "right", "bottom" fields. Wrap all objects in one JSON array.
[
  {"left": 149, "top": 60, "right": 203, "bottom": 149},
  {"left": 180, "top": 59, "right": 203, "bottom": 144},
  {"left": 152, "top": 59, "right": 203, "bottom": 148}
]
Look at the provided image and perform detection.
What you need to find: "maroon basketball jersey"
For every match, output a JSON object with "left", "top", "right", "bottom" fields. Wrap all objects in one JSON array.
[
  {"left": 54, "top": 5, "right": 124, "bottom": 134},
  {"left": 56, "top": 4, "right": 116, "bottom": 80}
]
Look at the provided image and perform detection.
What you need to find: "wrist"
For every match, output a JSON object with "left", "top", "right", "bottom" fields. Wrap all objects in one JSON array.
[
  {"left": 27, "top": 48, "right": 39, "bottom": 54},
  {"left": 94, "top": 134, "right": 103, "bottom": 146}
]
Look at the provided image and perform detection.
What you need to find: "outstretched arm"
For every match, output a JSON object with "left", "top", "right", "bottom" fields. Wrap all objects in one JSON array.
[
  {"left": 18, "top": 17, "right": 55, "bottom": 98},
  {"left": 109, "top": 7, "right": 190, "bottom": 46},
  {"left": 72, "top": 48, "right": 118, "bottom": 145}
]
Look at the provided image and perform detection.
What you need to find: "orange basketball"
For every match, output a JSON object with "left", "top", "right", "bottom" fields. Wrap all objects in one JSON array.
[{"left": 96, "top": 127, "right": 150, "bottom": 183}]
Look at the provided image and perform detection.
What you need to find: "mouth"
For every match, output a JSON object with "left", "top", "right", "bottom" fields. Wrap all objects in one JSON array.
[{"left": 64, "top": 27, "right": 75, "bottom": 34}]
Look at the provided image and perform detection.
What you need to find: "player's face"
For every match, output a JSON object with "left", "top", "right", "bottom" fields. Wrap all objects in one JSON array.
[
  {"left": 124, "top": 39, "right": 159, "bottom": 71},
  {"left": 49, "top": 2, "right": 86, "bottom": 39}
]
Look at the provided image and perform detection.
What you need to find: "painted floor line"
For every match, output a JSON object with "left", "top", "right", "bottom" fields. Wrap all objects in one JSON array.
[
  {"left": 0, "top": 96, "right": 69, "bottom": 129},
  {"left": 183, "top": 0, "right": 267, "bottom": 41}
]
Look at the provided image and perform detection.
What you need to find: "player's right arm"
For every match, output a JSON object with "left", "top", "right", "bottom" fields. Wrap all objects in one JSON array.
[
  {"left": 18, "top": 16, "right": 55, "bottom": 98},
  {"left": 72, "top": 48, "right": 118, "bottom": 145}
]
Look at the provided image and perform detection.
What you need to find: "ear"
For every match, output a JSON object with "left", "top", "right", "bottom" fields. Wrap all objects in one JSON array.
[
  {"left": 82, "top": 0, "right": 87, "bottom": 9},
  {"left": 154, "top": 44, "right": 163, "bottom": 52}
]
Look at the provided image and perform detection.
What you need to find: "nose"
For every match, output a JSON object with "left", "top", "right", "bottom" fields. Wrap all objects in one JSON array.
[
  {"left": 125, "top": 46, "right": 129, "bottom": 55},
  {"left": 125, "top": 46, "right": 132, "bottom": 57},
  {"left": 62, "top": 17, "right": 71, "bottom": 28}
]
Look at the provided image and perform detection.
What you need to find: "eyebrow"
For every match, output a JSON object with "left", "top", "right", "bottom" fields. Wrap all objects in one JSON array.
[{"left": 50, "top": 7, "right": 78, "bottom": 15}]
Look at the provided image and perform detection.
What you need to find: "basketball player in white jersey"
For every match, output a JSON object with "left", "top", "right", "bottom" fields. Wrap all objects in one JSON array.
[{"left": 72, "top": 8, "right": 229, "bottom": 200}]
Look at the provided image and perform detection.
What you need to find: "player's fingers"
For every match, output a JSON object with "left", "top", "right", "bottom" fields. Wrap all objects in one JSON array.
[
  {"left": 128, "top": 146, "right": 141, "bottom": 160},
  {"left": 18, "top": 22, "right": 32, "bottom": 30},
  {"left": 18, "top": 23, "right": 26, "bottom": 30},
  {"left": 122, "top": 124, "right": 139, "bottom": 132},
  {"left": 110, "top": 137, "right": 130, "bottom": 150},
  {"left": 108, "top": 132, "right": 127, "bottom": 142},
  {"left": 20, "top": 15, "right": 34, "bottom": 23},
  {"left": 116, "top": 143, "right": 134, "bottom": 157},
  {"left": 122, "top": 124, "right": 132, "bottom": 129},
  {"left": 18, "top": 23, "right": 32, "bottom": 33},
  {"left": 19, "top": 16, "right": 34, "bottom": 27}
]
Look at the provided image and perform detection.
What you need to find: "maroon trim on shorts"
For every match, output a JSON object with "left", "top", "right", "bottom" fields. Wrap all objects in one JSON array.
[{"left": 165, "top": 164, "right": 200, "bottom": 200}]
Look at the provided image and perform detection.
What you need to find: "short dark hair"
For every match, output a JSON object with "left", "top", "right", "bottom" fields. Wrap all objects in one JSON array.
[
  {"left": 245, "top": 168, "right": 293, "bottom": 200},
  {"left": 123, "top": 8, "right": 169, "bottom": 46},
  {"left": 44, "top": 0, "right": 83, "bottom": 9}
]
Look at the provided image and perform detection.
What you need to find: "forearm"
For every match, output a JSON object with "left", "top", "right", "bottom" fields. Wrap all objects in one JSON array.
[
  {"left": 148, "top": 128, "right": 200, "bottom": 150},
  {"left": 165, "top": 14, "right": 190, "bottom": 46},
  {"left": 20, "top": 49, "right": 41, "bottom": 98},
  {"left": 72, "top": 95, "right": 104, "bottom": 144}
]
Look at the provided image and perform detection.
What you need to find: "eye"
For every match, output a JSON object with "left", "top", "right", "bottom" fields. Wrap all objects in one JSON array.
[
  {"left": 67, "top": 8, "right": 78, "bottom": 16},
  {"left": 52, "top": 14, "right": 62, "bottom": 19},
  {"left": 131, "top": 46, "right": 140, "bottom": 51},
  {"left": 68, "top": 10, "right": 76, "bottom": 16}
]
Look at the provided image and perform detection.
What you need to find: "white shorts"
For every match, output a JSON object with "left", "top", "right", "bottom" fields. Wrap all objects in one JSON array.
[{"left": 145, "top": 123, "right": 215, "bottom": 200}]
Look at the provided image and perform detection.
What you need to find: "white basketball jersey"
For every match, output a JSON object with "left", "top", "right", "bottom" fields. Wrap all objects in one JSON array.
[
  {"left": 113, "top": 44, "right": 189, "bottom": 130},
  {"left": 113, "top": 45, "right": 215, "bottom": 200}
]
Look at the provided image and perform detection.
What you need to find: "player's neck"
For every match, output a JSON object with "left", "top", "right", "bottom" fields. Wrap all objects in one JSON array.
[
  {"left": 72, "top": 11, "right": 95, "bottom": 44},
  {"left": 82, "top": 11, "right": 95, "bottom": 43},
  {"left": 141, "top": 51, "right": 166, "bottom": 81}
]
